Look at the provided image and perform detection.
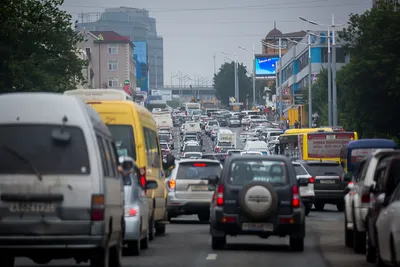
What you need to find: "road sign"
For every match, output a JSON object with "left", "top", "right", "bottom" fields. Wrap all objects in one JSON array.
[
  {"left": 229, "top": 97, "right": 236, "bottom": 103},
  {"left": 294, "top": 94, "right": 305, "bottom": 105},
  {"left": 124, "top": 80, "right": 130, "bottom": 85},
  {"left": 229, "top": 102, "right": 243, "bottom": 106},
  {"left": 233, "top": 106, "right": 238, "bottom": 111}
]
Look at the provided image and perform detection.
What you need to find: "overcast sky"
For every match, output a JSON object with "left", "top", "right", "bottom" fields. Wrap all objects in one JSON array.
[{"left": 62, "top": 0, "right": 371, "bottom": 86}]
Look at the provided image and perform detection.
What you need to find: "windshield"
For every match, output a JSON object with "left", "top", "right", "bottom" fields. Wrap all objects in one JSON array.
[
  {"left": 184, "top": 146, "right": 202, "bottom": 152},
  {"left": 185, "top": 136, "right": 197, "bottom": 141},
  {"left": 160, "top": 143, "right": 169, "bottom": 149},
  {"left": 0, "top": 125, "right": 90, "bottom": 175},
  {"left": 108, "top": 125, "right": 136, "bottom": 159},
  {"left": 307, "top": 164, "right": 344, "bottom": 176},
  {"left": 176, "top": 162, "right": 221, "bottom": 179},
  {"left": 218, "top": 142, "right": 232, "bottom": 147},
  {"left": 208, "top": 121, "right": 218, "bottom": 126},
  {"left": 159, "top": 134, "right": 170, "bottom": 142},
  {"left": 229, "top": 160, "right": 287, "bottom": 185},
  {"left": 228, "top": 150, "right": 241, "bottom": 155},
  {"left": 183, "top": 153, "right": 202, "bottom": 158}
]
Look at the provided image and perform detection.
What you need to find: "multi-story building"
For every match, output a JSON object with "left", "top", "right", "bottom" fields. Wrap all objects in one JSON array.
[
  {"left": 76, "top": 30, "right": 136, "bottom": 92},
  {"left": 262, "top": 24, "right": 306, "bottom": 56},
  {"left": 133, "top": 41, "right": 149, "bottom": 92},
  {"left": 275, "top": 30, "right": 349, "bottom": 111},
  {"left": 76, "top": 7, "right": 163, "bottom": 91}
]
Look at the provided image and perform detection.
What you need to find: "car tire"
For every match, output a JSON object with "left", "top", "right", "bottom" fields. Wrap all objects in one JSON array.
[
  {"left": 365, "top": 224, "right": 375, "bottom": 263},
  {"left": 1, "top": 253, "right": 14, "bottom": 267},
  {"left": 344, "top": 212, "right": 354, "bottom": 248},
  {"left": 149, "top": 211, "right": 155, "bottom": 241},
  {"left": 198, "top": 213, "right": 210, "bottom": 222},
  {"left": 127, "top": 240, "right": 140, "bottom": 256},
  {"left": 211, "top": 236, "right": 226, "bottom": 250},
  {"left": 155, "top": 210, "right": 168, "bottom": 235},
  {"left": 305, "top": 204, "right": 312, "bottom": 216},
  {"left": 290, "top": 236, "right": 304, "bottom": 252},
  {"left": 109, "top": 235, "right": 123, "bottom": 267},
  {"left": 141, "top": 231, "right": 149, "bottom": 250},
  {"left": 336, "top": 203, "right": 345, "bottom": 212},
  {"left": 314, "top": 202, "right": 325, "bottom": 211},
  {"left": 239, "top": 182, "right": 278, "bottom": 220},
  {"left": 90, "top": 245, "right": 110, "bottom": 267}
]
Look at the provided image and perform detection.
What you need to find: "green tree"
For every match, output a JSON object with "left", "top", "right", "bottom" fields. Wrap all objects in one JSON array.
[
  {"left": 337, "top": 1, "right": 400, "bottom": 138},
  {"left": 213, "top": 62, "right": 252, "bottom": 106},
  {"left": 302, "top": 68, "right": 329, "bottom": 126},
  {"left": 0, "top": 0, "right": 86, "bottom": 93}
]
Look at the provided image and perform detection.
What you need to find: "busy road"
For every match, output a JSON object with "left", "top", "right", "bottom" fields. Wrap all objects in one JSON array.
[{"left": 14, "top": 125, "right": 366, "bottom": 267}]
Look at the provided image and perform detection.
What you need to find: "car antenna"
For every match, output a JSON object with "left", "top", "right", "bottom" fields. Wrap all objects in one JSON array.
[{"left": 60, "top": 116, "right": 68, "bottom": 133}]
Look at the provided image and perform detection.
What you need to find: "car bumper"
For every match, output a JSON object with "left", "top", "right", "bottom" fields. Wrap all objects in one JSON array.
[
  {"left": 301, "top": 195, "right": 315, "bottom": 205},
  {"left": 0, "top": 235, "right": 105, "bottom": 249},
  {"left": 167, "top": 194, "right": 211, "bottom": 215},
  {"left": 124, "top": 216, "right": 140, "bottom": 241},
  {"left": 210, "top": 207, "right": 305, "bottom": 238},
  {"left": 314, "top": 190, "right": 344, "bottom": 203}
]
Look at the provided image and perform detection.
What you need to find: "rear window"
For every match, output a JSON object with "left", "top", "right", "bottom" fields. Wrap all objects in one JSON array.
[
  {"left": 0, "top": 125, "right": 90, "bottom": 175},
  {"left": 294, "top": 165, "right": 308, "bottom": 175},
  {"left": 159, "top": 134, "right": 169, "bottom": 141},
  {"left": 228, "top": 151, "right": 241, "bottom": 155},
  {"left": 185, "top": 136, "right": 197, "bottom": 141},
  {"left": 306, "top": 163, "right": 344, "bottom": 176},
  {"left": 108, "top": 125, "right": 136, "bottom": 159},
  {"left": 229, "top": 160, "right": 287, "bottom": 185},
  {"left": 176, "top": 162, "right": 221, "bottom": 179},
  {"left": 161, "top": 143, "right": 168, "bottom": 149},
  {"left": 184, "top": 146, "right": 202, "bottom": 152},
  {"left": 208, "top": 121, "right": 218, "bottom": 126}
]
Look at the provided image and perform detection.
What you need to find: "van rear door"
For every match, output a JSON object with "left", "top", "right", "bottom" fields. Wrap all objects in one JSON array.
[{"left": 0, "top": 125, "right": 93, "bottom": 235}]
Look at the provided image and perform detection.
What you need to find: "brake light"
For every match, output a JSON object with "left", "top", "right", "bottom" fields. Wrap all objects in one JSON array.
[
  {"left": 194, "top": 163, "right": 206, "bottom": 167},
  {"left": 361, "top": 191, "right": 370, "bottom": 203},
  {"left": 168, "top": 180, "right": 176, "bottom": 189},
  {"left": 292, "top": 185, "right": 300, "bottom": 208},
  {"left": 91, "top": 194, "right": 105, "bottom": 221},
  {"left": 309, "top": 176, "right": 315, "bottom": 183},
  {"left": 217, "top": 184, "right": 224, "bottom": 206},
  {"left": 139, "top": 167, "right": 146, "bottom": 193},
  {"left": 125, "top": 207, "right": 137, "bottom": 217}
]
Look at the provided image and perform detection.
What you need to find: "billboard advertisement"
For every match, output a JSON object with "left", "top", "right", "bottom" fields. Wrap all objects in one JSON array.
[
  {"left": 255, "top": 56, "right": 279, "bottom": 77},
  {"left": 151, "top": 90, "right": 172, "bottom": 101},
  {"left": 133, "top": 41, "right": 149, "bottom": 92}
]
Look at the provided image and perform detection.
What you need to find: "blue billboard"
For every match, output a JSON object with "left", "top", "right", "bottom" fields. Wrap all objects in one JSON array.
[
  {"left": 255, "top": 56, "right": 279, "bottom": 77},
  {"left": 133, "top": 41, "right": 149, "bottom": 92}
]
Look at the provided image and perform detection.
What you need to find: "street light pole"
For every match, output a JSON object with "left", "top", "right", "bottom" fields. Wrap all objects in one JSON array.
[
  {"left": 278, "top": 38, "right": 283, "bottom": 120},
  {"left": 331, "top": 13, "right": 338, "bottom": 126},
  {"left": 307, "top": 34, "right": 313, "bottom": 128},
  {"left": 327, "top": 27, "right": 332, "bottom": 126}
]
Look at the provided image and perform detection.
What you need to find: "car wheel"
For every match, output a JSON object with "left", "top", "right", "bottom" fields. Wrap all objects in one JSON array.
[
  {"left": 109, "top": 234, "right": 123, "bottom": 267},
  {"left": 155, "top": 210, "right": 167, "bottom": 235},
  {"left": 149, "top": 211, "right": 155, "bottom": 241},
  {"left": 290, "top": 236, "right": 304, "bottom": 252},
  {"left": 211, "top": 236, "right": 226, "bottom": 250},
  {"left": 305, "top": 204, "right": 312, "bottom": 216},
  {"left": 1, "top": 253, "right": 14, "bottom": 267},
  {"left": 141, "top": 230, "right": 149, "bottom": 250},
  {"left": 198, "top": 213, "right": 210, "bottom": 222},
  {"left": 90, "top": 245, "right": 110, "bottom": 267},
  {"left": 314, "top": 202, "right": 325, "bottom": 211},
  {"left": 344, "top": 212, "right": 353, "bottom": 248},
  {"left": 365, "top": 225, "right": 375, "bottom": 263},
  {"left": 127, "top": 239, "right": 140, "bottom": 256},
  {"left": 336, "top": 203, "right": 345, "bottom": 212}
]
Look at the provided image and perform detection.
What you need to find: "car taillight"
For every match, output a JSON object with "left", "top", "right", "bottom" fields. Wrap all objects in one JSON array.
[
  {"left": 125, "top": 207, "right": 137, "bottom": 217},
  {"left": 217, "top": 184, "right": 224, "bottom": 206},
  {"left": 91, "top": 194, "right": 105, "bottom": 221},
  {"left": 309, "top": 176, "right": 315, "bottom": 183},
  {"left": 292, "top": 185, "right": 300, "bottom": 208},
  {"left": 168, "top": 179, "right": 176, "bottom": 189},
  {"left": 139, "top": 167, "right": 146, "bottom": 193},
  {"left": 361, "top": 191, "right": 370, "bottom": 203}
]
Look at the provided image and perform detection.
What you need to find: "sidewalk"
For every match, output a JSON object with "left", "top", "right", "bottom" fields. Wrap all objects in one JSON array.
[{"left": 309, "top": 220, "right": 371, "bottom": 267}]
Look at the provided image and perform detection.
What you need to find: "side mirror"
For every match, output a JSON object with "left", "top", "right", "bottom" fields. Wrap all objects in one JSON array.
[
  {"left": 208, "top": 175, "right": 219, "bottom": 185},
  {"left": 343, "top": 173, "right": 353, "bottom": 182},
  {"left": 298, "top": 178, "right": 308, "bottom": 187},
  {"left": 376, "top": 193, "right": 386, "bottom": 206},
  {"left": 146, "top": 180, "right": 158, "bottom": 190}
]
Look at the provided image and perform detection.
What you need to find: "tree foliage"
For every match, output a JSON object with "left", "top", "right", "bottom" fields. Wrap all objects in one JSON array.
[
  {"left": 213, "top": 62, "right": 252, "bottom": 105},
  {"left": 0, "top": 0, "right": 86, "bottom": 93},
  {"left": 337, "top": 1, "right": 400, "bottom": 138},
  {"left": 302, "top": 68, "right": 330, "bottom": 126}
]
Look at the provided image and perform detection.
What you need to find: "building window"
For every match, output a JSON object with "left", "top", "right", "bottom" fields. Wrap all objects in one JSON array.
[
  {"left": 108, "top": 60, "right": 118, "bottom": 71},
  {"left": 108, "top": 77, "right": 119, "bottom": 87},
  {"left": 108, "top": 44, "right": 118, "bottom": 55}
]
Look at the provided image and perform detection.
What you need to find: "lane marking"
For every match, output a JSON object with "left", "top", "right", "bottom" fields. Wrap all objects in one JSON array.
[{"left": 206, "top": 253, "right": 217, "bottom": 260}]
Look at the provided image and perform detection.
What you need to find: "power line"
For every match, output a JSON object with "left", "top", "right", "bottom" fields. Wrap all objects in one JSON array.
[{"left": 63, "top": 1, "right": 366, "bottom": 13}]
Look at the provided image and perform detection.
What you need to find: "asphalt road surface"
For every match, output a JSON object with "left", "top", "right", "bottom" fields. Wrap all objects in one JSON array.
[{"left": 15, "top": 126, "right": 358, "bottom": 267}]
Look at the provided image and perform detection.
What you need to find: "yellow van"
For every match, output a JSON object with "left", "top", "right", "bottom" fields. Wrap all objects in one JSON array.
[{"left": 64, "top": 89, "right": 167, "bottom": 238}]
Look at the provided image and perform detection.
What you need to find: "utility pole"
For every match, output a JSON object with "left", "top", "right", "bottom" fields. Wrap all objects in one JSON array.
[
  {"left": 278, "top": 38, "right": 283, "bottom": 120},
  {"left": 331, "top": 13, "right": 338, "bottom": 126},
  {"left": 252, "top": 44, "right": 256, "bottom": 106},
  {"left": 307, "top": 34, "right": 313, "bottom": 128},
  {"left": 327, "top": 28, "right": 332, "bottom": 126}
]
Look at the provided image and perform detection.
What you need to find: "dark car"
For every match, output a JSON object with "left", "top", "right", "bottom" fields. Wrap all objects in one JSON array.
[
  {"left": 299, "top": 160, "right": 345, "bottom": 211},
  {"left": 202, "top": 153, "right": 228, "bottom": 164},
  {"left": 209, "top": 155, "right": 306, "bottom": 251}
]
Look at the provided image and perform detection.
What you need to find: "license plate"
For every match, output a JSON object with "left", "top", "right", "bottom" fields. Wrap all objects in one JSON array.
[
  {"left": 300, "top": 187, "right": 308, "bottom": 195},
  {"left": 320, "top": 180, "right": 335, "bottom": 184},
  {"left": 242, "top": 223, "right": 273, "bottom": 231},
  {"left": 190, "top": 185, "right": 209, "bottom": 191},
  {"left": 9, "top": 202, "right": 56, "bottom": 213}
]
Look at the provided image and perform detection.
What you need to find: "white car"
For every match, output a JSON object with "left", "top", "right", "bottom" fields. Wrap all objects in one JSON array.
[
  {"left": 205, "top": 120, "right": 219, "bottom": 135},
  {"left": 293, "top": 161, "right": 315, "bottom": 216},
  {"left": 182, "top": 152, "right": 203, "bottom": 159},
  {"left": 243, "top": 140, "right": 269, "bottom": 151},
  {"left": 240, "top": 151, "right": 263, "bottom": 156}
]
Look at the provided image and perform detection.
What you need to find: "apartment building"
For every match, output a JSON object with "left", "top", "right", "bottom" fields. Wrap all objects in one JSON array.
[{"left": 77, "top": 30, "right": 136, "bottom": 92}]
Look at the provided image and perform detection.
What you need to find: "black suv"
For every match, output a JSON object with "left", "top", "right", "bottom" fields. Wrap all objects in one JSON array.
[{"left": 209, "top": 155, "right": 306, "bottom": 251}]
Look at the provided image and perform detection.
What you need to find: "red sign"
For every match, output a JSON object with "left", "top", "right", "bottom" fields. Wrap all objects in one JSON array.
[{"left": 307, "top": 133, "right": 354, "bottom": 158}]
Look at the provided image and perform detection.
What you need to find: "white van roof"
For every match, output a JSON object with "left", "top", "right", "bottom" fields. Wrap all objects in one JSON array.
[
  {"left": 64, "top": 89, "right": 133, "bottom": 101},
  {"left": 0, "top": 93, "right": 111, "bottom": 136}
]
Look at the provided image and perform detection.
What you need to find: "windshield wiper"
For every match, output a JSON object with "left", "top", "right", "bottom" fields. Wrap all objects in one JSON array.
[{"left": 1, "top": 145, "right": 43, "bottom": 181}]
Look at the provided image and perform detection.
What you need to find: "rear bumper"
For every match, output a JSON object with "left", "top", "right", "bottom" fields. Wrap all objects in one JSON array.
[
  {"left": 301, "top": 195, "right": 315, "bottom": 205},
  {"left": 315, "top": 190, "right": 344, "bottom": 203},
  {"left": 0, "top": 235, "right": 104, "bottom": 249},
  {"left": 124, "top": 216, "right": 140, "bottom": 241},
  {"left": 167, "top": 195, "right": 211, "bottom": 215},
  {"left": 210, "top": 207, "right": 305, "bottom": 238}
]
